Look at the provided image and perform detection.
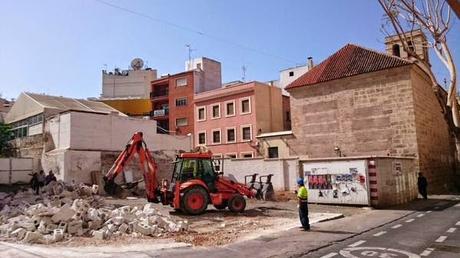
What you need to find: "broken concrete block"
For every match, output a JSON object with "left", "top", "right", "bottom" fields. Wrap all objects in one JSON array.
[
  {"left": 92, "top": 230, "right": 104, "bottom": 240},
  {"left": 58, "top": 222, "right": 67, "bottom": 232},
  {"left": 88, "top": 219, "right": 102, "bottom": 230},
  {"left": 111, "top": 216, "right": 124, "bottom": 226},
  {"left": 11, "top": 228, "right": 27, "bottom": 240},
  {"left": 107, "top": 223, "right": 118, "bottom": 233},
  {"left": 52, "top": 229, "right": 64, "bottom": 242},
  {"left": 87, "top": 208, "right": 101, "bottom": 221},
  {"left": 45, "top": 223, "right": 57, "bottom": 233},
  {"left": 23, "top": 231, "right": 43, "bottom": 243},
  {"left": 133, "top": 222, "right": 151, "bottom": 236},
  {"left": 37, "top": 220, "right": 48, "bottom": 234},
  {"left": 51, "top": 204, "right": 76, "bottom": 223},
  {"left": 118, "top": 223, "right": 129, "bottom": 234},
  {"left": 67, "top": 220, "right": 83, "bottom": 235}
]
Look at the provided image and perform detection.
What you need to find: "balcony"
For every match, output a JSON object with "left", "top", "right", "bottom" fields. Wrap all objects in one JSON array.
[
  {"left": 152, "top": 108, "right": 169, "bottom": 118},
  {"left": 150, "top": 88, "right": 169, "bottom": 100}
]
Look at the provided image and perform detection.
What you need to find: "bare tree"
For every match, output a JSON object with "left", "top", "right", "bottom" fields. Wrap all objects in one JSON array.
[{"left": 379, "top": 0, "right": 458, "bottom": 126}]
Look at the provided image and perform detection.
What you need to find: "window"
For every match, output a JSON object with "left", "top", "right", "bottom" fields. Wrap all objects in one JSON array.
[
  {"left": 176, "top": 78, "right": 187, "bottom": 87},
  {"left": 176, "top": 97, "right": 187, "bottom": 107},
  {"left": 240, "top": 152, "right": 254, "bottom": 159},
  {"left": 176, "top": 118, "right": 188, "bottom": 127},
  {"left": 197, "top": 107, "right": 206, "bottom": 121},
  {"left": 268, "top": 147, "right": 279, "bottom": 158},
  {"left": 392, "top": 44, "right": 401, "bottom": 57},
  {"left": 211, "top": 104, "right": 220, "bottom": 119},
  {"left": 225, "top": 101, "right": 235, "bottom": 117},
  {"left": 226, "top": 127, "right": 236, "bottom": 143},
  {"left": 408, "top": 40, "right": 414, "bottom": 52},
  {"left": 241, "top": 98, "right": 251, "bottom": 114},
  {"left": 226, "top": 153, "right": 237, "bottom": 159},
  {"left": 212, "top": 129, "right": 221, "bottom": 144},
  {"left": 198, "top": 131, "right": 206, "bottom": 145},
  {"left": 286, "top": 111, "right": 291, "bottom": 122},
  {"left": 289, "top": 71, "right": 294, "bottom": 77},
  {"left": 213, "top": 154, "right": 222, "bottom": 172},
  {"left": 241, "top": 125, "right": 252, "bottom": 141}
]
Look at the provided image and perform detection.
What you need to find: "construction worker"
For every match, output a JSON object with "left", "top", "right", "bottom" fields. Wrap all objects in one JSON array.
[{"left": 296, "top": 178, "right": 310, "bottom": 231}]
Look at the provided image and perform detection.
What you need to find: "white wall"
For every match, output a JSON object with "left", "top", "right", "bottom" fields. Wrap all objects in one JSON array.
[
  {"left": 102, "top": 69, "right": 157, "bottom": 98},
  {"left": 0, "top": 158, "right": 33, "bottom": 184},
  {"left": 47, "top": 112, "right": 191, "bottom": 152},
  {"left": 222, "top": 158, "right": 299, "bottom": 191},
  {"left": 279, "top": 65, "right": 309, "bottom": 95}
]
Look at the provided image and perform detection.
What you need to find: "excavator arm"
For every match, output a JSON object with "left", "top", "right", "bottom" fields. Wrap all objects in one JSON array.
[{"left": 103, "top": 132, "right": 159, "bottom": 202}]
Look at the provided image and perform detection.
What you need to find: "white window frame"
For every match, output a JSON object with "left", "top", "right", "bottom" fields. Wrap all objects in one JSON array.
[
  {"left": 226, "top": 127, "right": 236, "bottom": 143},
  {"left": 197, "top": 131, "right": 207, "bottom": 145},
  {"left": 225, "top": 153, "right": 237, "bottom": 159},
  {"left": 225, "top": 100, "right": 236, "bottom": 117},
  {"left": 176, "top": 77, "right": 187, "bottom": 87},
  {"left": 240, "top": 151, "right": 254, "bottom": 159},
  {"left": 213, "top": 153, "right": 223, "bottom": 172},
  {"left": 175, "top": 117, "right": 188, "bottom": 127},
  {"left": 211, "top": 103, "right": 221, "bottom": 119},
  {"left": 211, "top": 128, "right": 222, "bottom": 145},
  {"left": 240, "top": 97, "right": 251, "bottom": 115},
  {"left": 197, "top": 106, "right": 206, "bottom": 122},
  {"left": 240, "top": 124, "right": 252, "bottom": 142}
]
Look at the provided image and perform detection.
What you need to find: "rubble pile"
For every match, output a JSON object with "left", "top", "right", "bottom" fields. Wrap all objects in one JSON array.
[{"left": 0, "top": 181, "right": 188, "bottom": 244}]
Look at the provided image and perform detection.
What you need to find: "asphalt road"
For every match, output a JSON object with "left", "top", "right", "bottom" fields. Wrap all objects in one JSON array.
[{"left": 307, "top": 200, "right": 460, "bottom": 258}]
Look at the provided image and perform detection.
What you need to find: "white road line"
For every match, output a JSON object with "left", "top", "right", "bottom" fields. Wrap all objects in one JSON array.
[
  {"left": 456, "top": 221, "right": 460, "bottom": 226},
  {"left": 373, "top": 231, "right": 387, "bottom": 237},
  {"left": 435, "top": 236, "right": 447, "bottom": 242},
  {"left": 454, "top": 203, "right": 460, "bottom": 207},
  {"left": 447, "top": 227, "right": 456, "bottom": 233},
  {"left": 417, "top": 214, "right": 425, "bottom": 218},
  {"left": 320, "top": 253, "right": 338, "bottom": 258},
  {"left": 420, "top": 248, "right": 435, "bottom": 256},
  {"left": 406, "top": 218, "right": 415, "bottom": 223},
  {"left": 426, "top": 210, "right": 432, "bottom": 213},
  {"left": 348, "top": 240, "right": 366, "bottom": 247},
  {"left": 391, "top": 224, "right": 402, "bottom": 229}
]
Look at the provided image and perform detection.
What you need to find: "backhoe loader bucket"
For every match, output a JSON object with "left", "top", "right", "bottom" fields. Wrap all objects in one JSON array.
[{"left": 103, "top": 177, "right": 123, "bottom": 196}]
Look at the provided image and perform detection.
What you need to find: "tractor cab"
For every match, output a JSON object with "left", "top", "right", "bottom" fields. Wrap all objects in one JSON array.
[{"left": 171, "top": 152, "right": 218, "bottom": 186}]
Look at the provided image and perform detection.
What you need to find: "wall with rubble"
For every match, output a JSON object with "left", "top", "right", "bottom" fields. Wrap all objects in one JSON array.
[
  {"left": 222, "top": 158, "right": 299, "bottom": 191},
  {"left": 0, "top": 158, "right": 33, "bottom": 184}
]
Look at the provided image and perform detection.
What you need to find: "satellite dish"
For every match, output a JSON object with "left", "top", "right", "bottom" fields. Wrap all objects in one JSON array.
[{"left": 131, "top": 58, "right": 144, "bottom": 70}]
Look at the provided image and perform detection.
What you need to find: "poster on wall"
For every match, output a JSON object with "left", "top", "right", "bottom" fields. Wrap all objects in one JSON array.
[{"left": 303, "top": 160, "right": 369, "bottom": 205}]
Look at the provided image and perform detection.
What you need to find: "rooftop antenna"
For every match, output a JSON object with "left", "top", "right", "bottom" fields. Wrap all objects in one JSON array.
[
  {"left": 185, "top": 44, "right": 196, "bottom": 70},
  {"left": 241, "top": 65, "right": 247, "bottom": 82}
]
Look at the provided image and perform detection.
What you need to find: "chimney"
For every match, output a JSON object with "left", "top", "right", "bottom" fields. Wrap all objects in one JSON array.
[{"left": 307, "top": 57, "right": 314, "bottom": 70}]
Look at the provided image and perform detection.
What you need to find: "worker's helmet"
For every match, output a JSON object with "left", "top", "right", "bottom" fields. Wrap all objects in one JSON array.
[{"left": 297, "top": 178, "right": 304, "bottom": 185}]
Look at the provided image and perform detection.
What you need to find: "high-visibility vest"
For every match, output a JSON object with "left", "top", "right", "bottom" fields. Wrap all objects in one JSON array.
[{"left": 297, "top": 186, "right": 308, "bottom": 200}]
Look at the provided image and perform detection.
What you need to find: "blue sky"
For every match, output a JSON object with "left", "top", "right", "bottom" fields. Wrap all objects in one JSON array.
[{"left": 0, "top": 0, "right": 459, "bottom": 100}]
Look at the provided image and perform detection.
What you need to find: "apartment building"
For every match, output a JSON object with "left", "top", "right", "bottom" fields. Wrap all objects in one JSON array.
[
  {"left": 151, "top": 57, "right": 222, "bottom": 135},
  {"left": 194, "top": 81, "right": 284, "bottom": 159}
]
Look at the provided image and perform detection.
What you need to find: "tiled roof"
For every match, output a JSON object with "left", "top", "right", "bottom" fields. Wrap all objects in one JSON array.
[{"left": 286, "top": 44, "right": 412, "bottom": 90}]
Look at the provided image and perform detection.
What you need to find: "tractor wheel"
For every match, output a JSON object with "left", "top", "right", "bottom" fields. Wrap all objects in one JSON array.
[
  {"left": 181, "top": 186, "right": 209, "bottom": 215},
  {"left": 228, "top": 195, "right": 246, "bottom": 213},
  {"left": 214, "top": 201, "right": 227, "bottom": 210}
]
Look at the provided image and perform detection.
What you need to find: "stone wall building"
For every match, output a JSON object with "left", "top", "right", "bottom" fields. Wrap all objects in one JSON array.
[{"left": 285, "top": 43, "right": 456, "bottom": 193}]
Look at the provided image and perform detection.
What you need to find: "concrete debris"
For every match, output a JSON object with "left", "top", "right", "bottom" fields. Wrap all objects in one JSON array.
[{"left": 0, "top": 181, "right": 188, "bottom": 244}]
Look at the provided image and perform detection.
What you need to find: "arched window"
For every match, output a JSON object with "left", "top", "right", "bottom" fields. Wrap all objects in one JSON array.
[{"left": 392, "top": 44, "right": 401, "bottom": 57}]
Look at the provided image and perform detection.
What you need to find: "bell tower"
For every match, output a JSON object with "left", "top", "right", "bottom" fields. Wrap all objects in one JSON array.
[{"left": 385, "top": 30, "right": 429, "bottom": 64}]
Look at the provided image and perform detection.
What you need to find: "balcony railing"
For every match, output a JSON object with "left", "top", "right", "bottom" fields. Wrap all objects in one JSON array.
[
  {"left": 150, "top": 89, "right": 169, "bottom": 99},
  {"left": 152, "top": 108, "right": 169, "bottom": 117}
]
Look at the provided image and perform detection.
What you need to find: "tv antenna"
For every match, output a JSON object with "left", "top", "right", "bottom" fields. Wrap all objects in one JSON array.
[
  {"left": 241, "top": 65, "right": 247, "bottom": 82},
  {"left": 185, "top": 44, "right": 196, "bottom": 69}
]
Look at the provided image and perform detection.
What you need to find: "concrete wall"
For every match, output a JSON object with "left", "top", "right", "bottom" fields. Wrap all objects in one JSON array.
[
  {"left": 258, "top": 134, "right": 294, "bottom": 159},
  {"left": 0, "top": 158, "right": 33, "bottom": 184},
  {"left": 46, "top": 112, "right": 191, "bottom": 152},
  {"left": 222, "top": 158, "right": 299, "bottom": 191},
  {"left": 254, "top": 83, "right": 284, "bottom": 134},
  {"left": 102, "top": 69, "right": 157, "bottom": 99}
]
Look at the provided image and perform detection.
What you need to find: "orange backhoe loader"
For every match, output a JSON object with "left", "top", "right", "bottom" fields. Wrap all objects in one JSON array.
[{"left": 103, "top": 132, "right": 255, "bottom": 215}]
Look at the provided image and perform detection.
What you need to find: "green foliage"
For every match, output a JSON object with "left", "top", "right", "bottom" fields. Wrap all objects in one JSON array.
[{"left": 0, "top": 123, "right": 13, "bottom": 157}]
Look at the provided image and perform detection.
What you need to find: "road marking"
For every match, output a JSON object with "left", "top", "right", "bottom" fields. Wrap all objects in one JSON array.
[
  {"left": 420, "top": 247, "right": 435, "bottom": 256},
  {"left": 320, "top": 253, "right": 338, "bottom": 258},
  {"left": 454, "top": 203, "right": 460, "bottom": 207},
  {"left": 406, "top": 218, "right": 415, "bottom": 223},
  {"left": 426, "top": 210, "right": 432, "bottom": 213},
  {"left": 456, "top": 221, "right": 460, "bottom": 226},
  {"left": 435, "top": 236, "right": 447, "bottom": 242},
  {"left": 348, "top": 240, "right": 366, "bottom": 247},
  {"left": 391, "top": 224, "right": 402, "bottom": 229},
  {"left": 340, "top": 247, "right": 420, "bottom": 258},
  {"left": 373, "top": 231, "right": 387, "bottom": 237},
  {"left": 447, "top": 227, "right": 456, "bottom": 233},
  {"left": 417, "top": 214, "right": 425, "bottom": 218}
]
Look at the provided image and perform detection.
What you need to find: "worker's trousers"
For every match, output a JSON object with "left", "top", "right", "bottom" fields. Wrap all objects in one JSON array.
[{"left": 298, "top": 201, "right": 310, "bottom": 230}]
